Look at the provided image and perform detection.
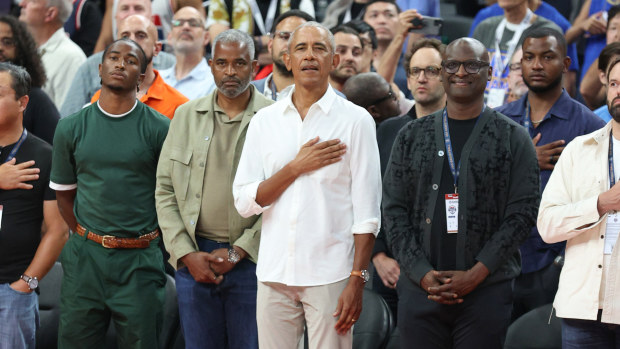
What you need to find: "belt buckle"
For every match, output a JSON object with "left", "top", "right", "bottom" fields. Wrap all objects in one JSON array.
[{"left": 101, "top": 235, "right": 115, "bottom": 248}]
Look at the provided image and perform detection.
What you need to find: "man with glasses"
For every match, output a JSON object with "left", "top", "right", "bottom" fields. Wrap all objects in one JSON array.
[
  {"left": 383, "top": 37, "right": 539, "bottom": 348},
  {"left": 160, "top": 6, "right": 215, "bottom": 100},
  {"left": 505, "top": 48, "right": 528, "bottom": 104},
  {"left": 0, "top": 15, "right": 59, "bottom": 145},
  {"left": 343, "top": 72, "right": 400, "bottom": 124},
  {"left": 343, "top": 20, "right": 377, "bottom": 74},
  {"left": 329, "top": 25, "right": 363, "bottom": 92},
  {"left": 252, "top": 10, "right": 314, "bottom": 101},
  {"left": 496, "top": 26, "right": 604, "bottom": 321},
  {"left": 370, "top": 38, "right": 447, "bottom": 323}
]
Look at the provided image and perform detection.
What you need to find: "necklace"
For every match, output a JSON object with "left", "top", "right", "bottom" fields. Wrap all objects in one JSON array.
[{"left": 531, "top": 118, "right": 543, "bottom": 125}]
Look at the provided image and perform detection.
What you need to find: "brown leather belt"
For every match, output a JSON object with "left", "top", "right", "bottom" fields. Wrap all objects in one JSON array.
[{"left": 76, "top": 224, "right": 159, "bottom": 249}]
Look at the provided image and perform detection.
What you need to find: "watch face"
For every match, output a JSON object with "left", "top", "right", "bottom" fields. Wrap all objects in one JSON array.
[
  {"left": 361, "top": 270, "right": 370, "bottom": 282},
  {"left": 29, "top": 278, "right": 38, "bottom": 289},
  {"left": 228, "top": 248, "right": 240, "bottom": 264}
]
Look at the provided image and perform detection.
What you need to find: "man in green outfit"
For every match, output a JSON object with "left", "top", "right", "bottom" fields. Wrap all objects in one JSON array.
[{"left": 49, "top": 38, "right": 170, "bottom": 349}]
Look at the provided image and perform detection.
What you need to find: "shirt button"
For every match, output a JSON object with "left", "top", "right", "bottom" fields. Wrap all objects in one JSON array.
[
  {"left": 200, "top": 162, "right": 205, "bottom": 167},
  {"left": 190, "top": 220, "right": 195, "bottom": 225},
  {"left": 601, "top": 235, "right": 605, "bottom": 239},
  {"left": 599, "top": 265, "right": 603, "bottom": 269},
  {"left": 438, "top": 150, "right": 444, "bottom": 157},
  {"left": 204, "top": 136, "right": 210, "bottom": 141},
  {"left": 432, "top": 184, "right": 438, "bottom": 190},
  {"left": 195, "top": 193, "right": 200, "bottom": 198},
  {"left": 426, "top": 218, "right": 431, "bottom": 224}
]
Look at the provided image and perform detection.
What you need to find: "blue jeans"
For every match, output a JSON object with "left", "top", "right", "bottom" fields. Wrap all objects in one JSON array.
[
  {"left": 0, "top": 283, "right": 39, "bottom": 349},
  {"left": 175, "top": 238, "right": 258, "bottom": 349},
  {"left": 562, "top": 310, "right": 620, "bottom": 348}
]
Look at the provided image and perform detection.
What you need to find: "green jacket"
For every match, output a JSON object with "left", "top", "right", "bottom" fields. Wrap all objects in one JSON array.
[{"left": 155, "top": 86, "right": 274, "bottom": 269}]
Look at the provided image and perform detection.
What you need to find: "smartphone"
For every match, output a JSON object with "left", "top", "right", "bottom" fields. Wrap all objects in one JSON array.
[{"left": 409, "top": 16, "right": 443, "bottom": 36}]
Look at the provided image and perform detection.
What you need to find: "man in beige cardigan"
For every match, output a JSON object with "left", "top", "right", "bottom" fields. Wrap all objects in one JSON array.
[
  {"left": 538, "top": 57, "right": 620, "bottom": 346},
  {"left": 155, "top": 29, "right": 273, "bottom": 349}
]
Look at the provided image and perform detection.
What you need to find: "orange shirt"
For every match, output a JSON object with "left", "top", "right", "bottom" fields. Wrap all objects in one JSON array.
[{"left": 91, "top": 69, "right": 188, "bottom": 119}]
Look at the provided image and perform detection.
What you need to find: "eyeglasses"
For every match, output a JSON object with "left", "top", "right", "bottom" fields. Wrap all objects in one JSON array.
[
  {"left": 273, "top": 31, "right": 291, "bottom": 41},
  {"left": 171, "top": 18, "right": 204, "bottom": 28},
  {"left": 368, "top": 86, "right": 397, "bottom": 106},
  {"left": 407, "top": 66, "right": 441, "bottom": 78},
  {"left": 509, "top": 63, "right": 521, "bottom": 71},
  {"left": 0, "top": 37, "right": 15, "bottom": 48},
  {"left": 442, "top": 60, "right": 489, "bottom": 74}
]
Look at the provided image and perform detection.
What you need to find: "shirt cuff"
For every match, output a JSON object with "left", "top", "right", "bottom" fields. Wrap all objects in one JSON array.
[
  {"left": 49, "top": 181, "right": 77, "bottom": 191},
  {"left": 352, "top": 218, "right": 380, "bottom": 236},
  {"left": 235, "top": 180, "right": 270, "bottom": 217}
]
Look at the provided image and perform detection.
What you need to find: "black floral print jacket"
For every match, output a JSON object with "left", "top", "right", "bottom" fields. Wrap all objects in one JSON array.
[{"left": 382, "top": 107, "right": 540, "bottom": 288}]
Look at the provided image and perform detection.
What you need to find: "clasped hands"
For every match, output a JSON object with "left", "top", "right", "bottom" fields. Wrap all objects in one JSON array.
[
  {"left": 421, "top": 264, "right": 489, "bottom": 305},
  {"left": 182, "top": 248, "right": 241, "bottom": 284}
]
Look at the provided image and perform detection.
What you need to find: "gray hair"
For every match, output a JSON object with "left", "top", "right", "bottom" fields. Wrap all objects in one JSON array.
[
  {"left": 0, "top": 62, "right": 32, "bottom": 98},
  {"left": 288, "top": 21, "right": 335, "bottom": 53},
  {"left": 47, "top": 0, "right": 73, "bottom": 24},
  {"left": 211, "top": 29, "right": 255, "bottom": 59}
]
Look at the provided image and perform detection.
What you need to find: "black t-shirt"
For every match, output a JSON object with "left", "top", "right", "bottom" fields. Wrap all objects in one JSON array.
[
  {"left": 430, "top": 116, "right": 477, "bottom": 271},
  {"left": 23, "top": 87, "right": 60, "bottom": 145},
  {"left": 0, "top": 133, "right": 55, "bottom": 284}
]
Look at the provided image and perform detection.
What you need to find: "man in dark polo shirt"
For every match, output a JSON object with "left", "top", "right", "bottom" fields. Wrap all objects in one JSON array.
[
  {"left": 0, "top": 62, "right": 67, "bottom": 348},
  {"left": 50, "top": 38, "right": 170, "bottom": 349},
  {"left": 496, "top": 26, "right": 605, "bottom": 321}
]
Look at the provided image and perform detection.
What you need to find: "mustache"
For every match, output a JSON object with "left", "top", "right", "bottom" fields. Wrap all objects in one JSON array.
[{"left": 221, "top": 77, "right": 241, "bottom": 84}]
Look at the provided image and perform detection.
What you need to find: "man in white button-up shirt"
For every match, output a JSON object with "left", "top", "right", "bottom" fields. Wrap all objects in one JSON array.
[
  {"left": 233, "top": 22, "right": 381, "bottom": 349},
  {"left": 539, "top": 57, "right": 620, "bottom": 347},
  {"left": 19, "top": 0, "right": 86, "bottom": 108}
]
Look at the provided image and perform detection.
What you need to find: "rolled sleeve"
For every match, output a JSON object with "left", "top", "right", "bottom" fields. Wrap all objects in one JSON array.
[{"left": 349, "top": 111, "right": 382, "bottom": 237}]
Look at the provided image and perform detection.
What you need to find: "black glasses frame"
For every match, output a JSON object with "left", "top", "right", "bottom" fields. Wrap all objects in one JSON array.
[{"left": 442, "top": 60, "right": 490, "bottom": 74}]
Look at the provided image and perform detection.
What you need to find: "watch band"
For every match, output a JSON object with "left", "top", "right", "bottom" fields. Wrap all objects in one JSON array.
[
  {"left": 20, "top": 274, "right": 38, "bottom": 290},
  {"left": 350, "top": 270, "right": 369, "bottom": 283}
]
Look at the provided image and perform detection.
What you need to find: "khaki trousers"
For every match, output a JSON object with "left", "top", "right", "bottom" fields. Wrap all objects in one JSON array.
[{"left": 257, "top": 279, "right": 352, "bottom": 349}]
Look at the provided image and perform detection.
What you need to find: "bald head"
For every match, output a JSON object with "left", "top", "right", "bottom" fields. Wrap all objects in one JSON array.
[
  {"left": 444, "top": 38, "right": 489, "bottom": 63},
  {"left": 116, "top": 0, "right": 152, "bottom": 23},
  {"left": 117, "top": 14, "right": 159, "bottom": 65},
  {"left": 343, "top": 72, "right": 400, "bottom": 122},
  {"left": 441, "top": 37, "right": 491, "bottom": 104}
]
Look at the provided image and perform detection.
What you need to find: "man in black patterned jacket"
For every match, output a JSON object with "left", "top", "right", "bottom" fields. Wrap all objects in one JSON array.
[{"left": 382, "top": 37, "right": 540, "bottom": 349}]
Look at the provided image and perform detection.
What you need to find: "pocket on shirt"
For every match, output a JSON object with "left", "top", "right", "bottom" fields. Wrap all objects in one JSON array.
[{"left": 170, "top": 147, "right": 192, "bottom": 201}]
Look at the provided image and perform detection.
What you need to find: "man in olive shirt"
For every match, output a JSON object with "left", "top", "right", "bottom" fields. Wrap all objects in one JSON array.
[{"left": 155, "top": 29, "right": 272, "bottom": 349}]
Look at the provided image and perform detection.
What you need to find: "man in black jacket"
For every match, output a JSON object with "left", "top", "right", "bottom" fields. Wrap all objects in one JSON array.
[{"left": 383, "top": 37, "right": 540, "bottom": 349}]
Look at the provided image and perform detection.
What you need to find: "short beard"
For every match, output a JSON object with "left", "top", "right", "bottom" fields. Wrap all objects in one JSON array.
[
  {"left": 217, "top": 77, "right": 251, "bottom": 98},
  {"left": 523, "top": 73, "right": 562, "bottom": 94},
  {"left": 609, "top": 97, "right": 620, "bottom": 123},
  {"left": 273, "top": 58, "right": 293, "bottom": 78}
]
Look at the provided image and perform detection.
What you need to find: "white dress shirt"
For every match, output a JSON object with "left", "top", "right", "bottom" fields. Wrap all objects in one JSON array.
[
  {"left": 233, "top": 86, "right": 381, "bottom": 286},
  {"left": 539, "top": 122, "right": 620, "bottom": 324},
  {"left": 39, "top": 28, "right": 86, "bottom": 108}
]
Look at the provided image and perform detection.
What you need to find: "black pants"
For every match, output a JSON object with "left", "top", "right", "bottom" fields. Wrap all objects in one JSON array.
[
  {"left": 512, "top": 261, "right": 561, "bottom": 322},
  {"left": 397, "top": 276, "right": 513, "bottom": 349}
]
